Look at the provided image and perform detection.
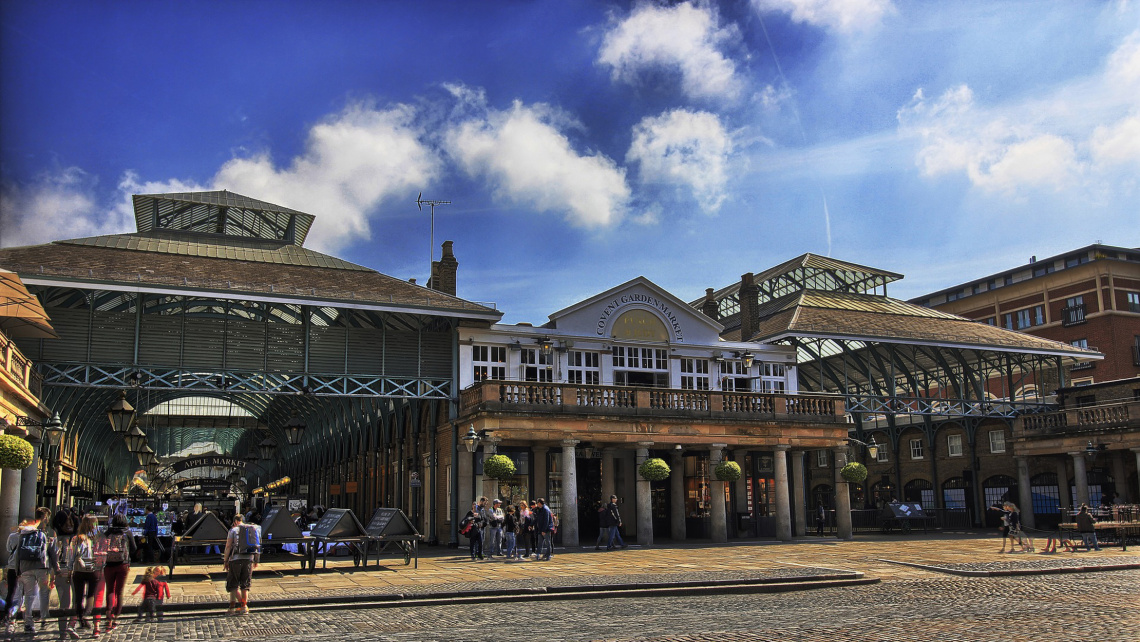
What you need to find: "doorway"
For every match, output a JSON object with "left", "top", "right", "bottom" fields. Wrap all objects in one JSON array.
[{"left": 576, "top": 458, "right": 602, "bottom": 542}]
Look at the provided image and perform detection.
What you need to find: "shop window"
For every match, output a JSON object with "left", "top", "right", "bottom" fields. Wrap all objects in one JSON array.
[
  {"left": 947, "top": 434, "right": 963, "bottom": 457},
  {"left": 909, "top": 438, "right": 924, "bottom": 460},
  {"left": 983, "top": 475, "right": 1017, "bottom": 508},
  {"left": 472, "top": 345, "right": 506, "bottom": 382},
  {"left": 680, "top": 358, "right": 710, "bottom": 390},
  {"left": 988, "top": 430, "right": 1006, "bottom": 453},
  {"left": 1030, "top": 473, "right": 1059, "bottom": 515},
  {"left": 942, "top": 478, "right": 967, "bottom": 509},
  {"left": 903, "top": 479, "right": 934, "bottom": 506}
]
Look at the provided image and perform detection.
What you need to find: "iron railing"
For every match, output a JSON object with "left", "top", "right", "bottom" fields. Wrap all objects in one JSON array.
[{"left": 1061, "top": 304, "right": 1086, "bottom": 326}]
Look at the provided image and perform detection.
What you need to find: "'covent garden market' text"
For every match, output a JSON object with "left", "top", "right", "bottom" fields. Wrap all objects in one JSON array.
[{"left": 597, "top": 294, "right": 685, "bottom": 341}]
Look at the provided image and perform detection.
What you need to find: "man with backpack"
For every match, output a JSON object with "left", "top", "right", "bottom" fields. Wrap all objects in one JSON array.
[
  {"left": 532, "top": 498, "right": 555, "bottom": 561},
  {"left": 6, "top": 507, "right": 58, "bottom": 634},
  {"left": 223, "top": 514, "right": 261, "bottom": 615}
]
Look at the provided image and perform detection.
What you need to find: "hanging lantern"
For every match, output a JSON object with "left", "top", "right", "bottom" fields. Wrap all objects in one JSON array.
[{"left": 107, "top": 391, "right": 135, "bottom": 434}]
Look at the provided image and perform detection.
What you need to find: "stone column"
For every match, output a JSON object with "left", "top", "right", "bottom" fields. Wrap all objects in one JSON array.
[
  {"left": 833, "top": 447, "right": 854, "bottom": 540},
  {"left": 0, "top": 463, "right": 21, "bottom": 565},
  {"left": 733, "top": 450, "right": 749, "bottom": 537},
  {"left": 669, "top": 449, "right": 685, "bottom": 541},
  {"left": 560, "top": 439, "right": 580, "bottom": 548},
  {"left": 601, "top": 447, "right": 616, "bottom": 500},
  {"left": 636, "top": 442, "right": 654, "bottom": 547},
  {"left": 19, "top": 432, "right": 42, "bottom": 518},
  {"left": 482, "top": 437, "right": 501, "bottom": 501},
  {"left": 1015, "top": 456, "right": 1035, "bottom": 530},
  {"left": 1070, "top": 451, "right": 1090, "bottom": 508},
  {"left": 457, "top": 442, "right": 474, "bottom": 510},
  {"left": 774, "top": 446, "right": 792, "bottom": 541},
  {"left": 791, "top": 450, "right": 807, "bottom": 537},
  {"left": 1055, "top": 457, "right": 1072, "bottom": 512},
  {"left": 532, "top": 446, "right": 549, "bottom": 503},
  {"left": 709, "top": 444, "right": 728, "bottom": 543}
]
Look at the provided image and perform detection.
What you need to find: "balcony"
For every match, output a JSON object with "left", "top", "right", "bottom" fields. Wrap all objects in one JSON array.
[
  {"left": 1017, "top": 400, "right": 1139, "bottom": 435},
  {"left": 1061, "top": 304, "right": 1086, "bottom": 327},
  {"left": 1, "top": 332, "right": 43, "bottom": 399},
  {"left": 459, "top": 380, "right": 846, "bottom": 423}
]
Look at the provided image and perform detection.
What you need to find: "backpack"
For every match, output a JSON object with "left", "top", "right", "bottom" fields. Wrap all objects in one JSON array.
[
  {"left": 72, "top": 539, "right": 96, "bottom": 572},
  {"left": 15, "top": 530, "right": 48, "bottom": 569},
  {"left": 459, "top": 516, "right": 475, "bottom": 537},
  {"left": 237, "top": 524, "right": 261, "bottom": 555},
  {"left": 98, "top": 531, "right": 128, "bottom": 564}
]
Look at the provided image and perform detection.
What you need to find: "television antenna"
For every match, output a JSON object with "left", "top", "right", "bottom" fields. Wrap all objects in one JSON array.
[{"left": 416, "top": 192, "right": 450, "bottom": 284}]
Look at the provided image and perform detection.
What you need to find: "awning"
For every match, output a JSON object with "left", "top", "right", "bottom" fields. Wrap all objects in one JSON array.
[{"left": 0, "top": 269, "right": 57, "bottom": 338}]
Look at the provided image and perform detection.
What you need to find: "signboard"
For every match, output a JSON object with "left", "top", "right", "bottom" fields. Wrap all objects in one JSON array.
[
  {"left": 260, "top": 506, "right": 304, "bottom": 540},
  {"left": 346, "top": 481, "right": 358, "bottom": 494},
  {"left": 174, "top": 477, "right": 231, "bottom": 490},
  {"left": 310, "top": 508, "right": 367, "bottom": 539},
  {"left": 409, "top": 472, "right": 421, "bottom": 488},
  {"left": 884, "top": 502, "right": 928, "bottom": 519},
  {"left": 365, "top": 508, "right": 420, "bottom": 539},
  {"left": 329, "top": 484, "right": 341, "bottom": 495},
  {"left": 298, "top": 485, "right": 309, "bottom": 494},
  {"left": 160, "top": 456, "right": 246, "bottom": 476},
  {"left": 181, "top": 512, "right": 231, "bottom": 540}
]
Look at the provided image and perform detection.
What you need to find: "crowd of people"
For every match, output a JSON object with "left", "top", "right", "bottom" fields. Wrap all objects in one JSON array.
[{"left": 460, "top": 495, "right": 627, "bottom": 562}]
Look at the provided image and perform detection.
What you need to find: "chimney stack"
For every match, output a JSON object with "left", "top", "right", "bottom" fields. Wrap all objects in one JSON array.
[
  {"left": 738, "top": 273, "right": 758, "bottom": 341},
  {"left": 429, "top": 240, "right": 459, "bottom": 296},
  {"left": 701, "top": 288, "right": 719, "bottom": 321}
]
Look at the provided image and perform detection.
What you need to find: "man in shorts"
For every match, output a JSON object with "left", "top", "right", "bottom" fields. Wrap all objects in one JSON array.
[{"left": 223, "top": 514, "right": 261, "bottom": 615}]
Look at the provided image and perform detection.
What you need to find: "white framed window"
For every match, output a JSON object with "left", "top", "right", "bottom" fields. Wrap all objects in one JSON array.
[
  {"left": 876, "top": 445, "right": 889, "bottom": 463},
  {"left": 720, "top": 360, "right": 751, "bottom": 391},
  {"left": 988, "top": 430, "right": 1006, "bottom": 454},
  {"left": 816, "top": 450, "right": 829, "bottom": 468},
  {"left": 910, "top": 438, "right": 924, "bottom": 460},
  {"left": 1070, "top": 338, "right": 1088, "bottom": 350},
  {"left": 472, "top": 345, "right": 506, "bottom": 382},
  {"left": 613, "top": 346, "right": 669, "bottom": 387},
  {"left": 567, "top": 351, "right": 600, "bottom": 385},
  {"left": 680, "top": 358, "right": 710, "bottom": 390},
  {"left": 759, "top": 362, "right": 786, "bottom": 393},
  {"left": 1128, "top": 292, "right": 1140, "bottom": 313},
  {"left": 947, "top": 434, "right": 963, "bottom": 457},
  {"left": 520, "top": 348, "right": 553, "bottom": 382}
]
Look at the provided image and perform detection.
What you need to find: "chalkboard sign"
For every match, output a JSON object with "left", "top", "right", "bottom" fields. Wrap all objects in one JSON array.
[
  {"left": 884, "top": 502, "right": 928, "bottom": 519},
  {"left": 181, "top": 512, "right": 230, "bottom": 540},
  {"left": 365, "top": 508, "right": 420, "bottom": 539},
  {"left": 310, "top": 508, "right": 367, "bottom": 539},
  {"left": 260, "top": 507, "right": 304, "bottom": 540}
]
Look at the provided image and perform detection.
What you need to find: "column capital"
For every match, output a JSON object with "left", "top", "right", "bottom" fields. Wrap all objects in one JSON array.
[
  {"left": 775, "top": 444, "right": 791, "bottom": 452},
  {"left": 532, "top": 446, "right": 549, "bottom": 454},
  {"left": 560, "top": 439, "right": 580, "bottom": 448},
  {"left": 601, "top": 446, "right": 618, "bottom": 455},
  {"left": 1067, "top": 452, "right": 1086, "bottom": 459},
  {"left": 637, "top": 441, "right": 655, "bottom": 448}
]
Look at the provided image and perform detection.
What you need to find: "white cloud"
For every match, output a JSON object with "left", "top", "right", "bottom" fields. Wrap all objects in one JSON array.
[
  {"left": 754, "top": 0, "right": 893, "bottom": 33},
  {"left": 0, "top": 168, "right": 130, "bottom": 248},
  {"left": 213, "top": 102, "right": 440, "bottom": 253},
  {"left": 627, "top": 109, "right": 733, "bottom": 212},
  {"left": 1090, "top": 114, "right": 1140, "bottom": 167},
  {"left": 597, "top": 2, "right": 741, "bottom": 100},
  {"left": 444, "top": 95, "right": 630, "bottom": 228},
  {"left": 896, "top": 30, "right": 1140, "bottom": 196},
  {"left": 2, "top": 102, "right": 440, "bottom": 253}
]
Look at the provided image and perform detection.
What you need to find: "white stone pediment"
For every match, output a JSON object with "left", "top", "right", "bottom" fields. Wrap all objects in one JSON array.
[{"left": 546, "top": 276, "right": 723, "bottom": 345}]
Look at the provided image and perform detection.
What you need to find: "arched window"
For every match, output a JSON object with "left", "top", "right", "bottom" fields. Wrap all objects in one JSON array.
[
  {"left": 903, "top": 479, "right": 934, "bottom": 507},
  {"left": 942, "top": 476, "right": 967, "bottom": 509},
  {"left": 1030, "top": 473, "right": 1059, "bottom": 515},
  {"left": 982, "top": 474, "right": 1018, "bottom": 508}
]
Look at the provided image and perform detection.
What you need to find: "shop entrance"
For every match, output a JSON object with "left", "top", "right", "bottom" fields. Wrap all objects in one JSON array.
[{"left": 576, "top": 457, "right": 603, "bottom": 541}]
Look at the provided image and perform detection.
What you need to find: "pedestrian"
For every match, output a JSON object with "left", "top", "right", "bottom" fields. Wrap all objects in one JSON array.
[
  {"left": 142, "top": 505, "right": 160, "bottom": 564},
  {"left": 526, "top": 500, "right": 540, "bottom": 558},
  {"left": 604, "top": 495, "right": 627, "bottom": 550},
  {"left": 502, "top": 505, "right": 519, "bottom": 561},
  {"left": 485, "top": 499, "right": 505, "bottom": 559},
  {"left": 816, "top": 504, "right": 826, "bottom": 536},
  {"left": 99, "top": 513, "right": 136, "bottom": 631},
  {"left": 533, "top": 498, "right": 555, "bottom": 561},
  {"left": 9, "top": 507, "right": 58, "bottom": 634},
  {"left": 51, "top": 528, "right": 74, "bottom": 641},
  {"left": 66, "top": 515, "right": 105, "bottom": 638},
  {"left": 516, "top": 501, "right": 533, "bottom": 558},
  {"left": 594, "top": 502, "right": 610, "bottom": 550},
  {"left": 461, "top": 501, "right": 486, "bottom": 561},
  {"left": 223, "top": 514, "right": 261, "bottom": 616},
  {"left": 131, "top": 566, "right": 170, "bottom": 622},
  {"left": 1075, "top": 504, "right": 1101, "bottom": 552}
]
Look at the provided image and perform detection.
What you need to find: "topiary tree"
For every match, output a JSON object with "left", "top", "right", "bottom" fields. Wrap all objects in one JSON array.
[
  {"left": 0, "top": 434, "right": 35, "bottom": 470},
  {"left": 638, "top": 457, "right": 671, "bottom": 481},
  {"left": 840, "top": 462, "right": 869, "bottom": 484},
  {"left": 714, "top": 460, "right": 741, "bottom": 482},
  {"left": 483, "top": 454, "right": 517, "bottom": 480}
]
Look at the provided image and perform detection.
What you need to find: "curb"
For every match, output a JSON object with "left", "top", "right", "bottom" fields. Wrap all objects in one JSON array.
[
  {"left": 878, "top": 559, "right": 1140, "bottom": 577},
  {"left": 84, "top": 573, "right": 875, "bottom": 617}
]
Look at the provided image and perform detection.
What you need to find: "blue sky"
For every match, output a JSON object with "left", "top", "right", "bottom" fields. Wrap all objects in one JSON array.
[{"left": 2, "top": 0, "right": 1138, "bottom": 323}]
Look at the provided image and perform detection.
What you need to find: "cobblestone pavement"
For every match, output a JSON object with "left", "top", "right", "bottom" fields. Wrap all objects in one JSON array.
[{"left": 20, "top": 569, "right": 1139, "bottom": 642}]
